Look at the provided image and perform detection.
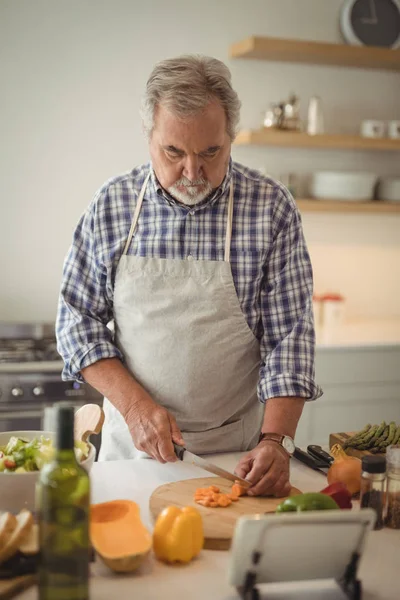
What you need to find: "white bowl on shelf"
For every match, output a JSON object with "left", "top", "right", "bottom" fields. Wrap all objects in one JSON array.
[
  {"left": 309, "top": 171, "right": 378, "bottom": 202},
  {"left": 0, "top": 431, "right": 95, "bottom": 514},
  {"left": 376, "top": 177, "right": 400, "bottom": 203}
]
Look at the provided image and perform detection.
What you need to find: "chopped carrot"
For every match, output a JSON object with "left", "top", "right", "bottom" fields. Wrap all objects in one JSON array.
[
  {"left": 209, "top": 485, "right": 220, "bottom": 493},
  {"left": 195, "top": 499, "right": 210, "bottom": 507},
  {"left": 218, "top": 496, "right": 231, "bottom": 507},
  {"left": 231, "top": 481, "right": 247, "bottom": 497},
  {"left": 194, "top": 484, "right": 241, "bottom": 508}
]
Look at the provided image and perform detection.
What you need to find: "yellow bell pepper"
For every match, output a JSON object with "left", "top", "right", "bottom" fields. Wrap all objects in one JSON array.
[{"left": 152, "top": 505, "right": 204, "bottom": 563}]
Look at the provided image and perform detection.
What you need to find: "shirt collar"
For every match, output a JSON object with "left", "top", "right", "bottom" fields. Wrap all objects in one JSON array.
[{"left": 148, "top": 158, "right": 233, "bottom": 209}]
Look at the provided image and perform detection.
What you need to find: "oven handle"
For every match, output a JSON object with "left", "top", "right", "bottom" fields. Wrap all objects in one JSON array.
[{"left": 0, "top": 409, "right": 43, "bottom": 419}]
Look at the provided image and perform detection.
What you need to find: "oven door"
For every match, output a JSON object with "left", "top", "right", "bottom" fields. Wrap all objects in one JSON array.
[{"left": 0, "top": 408, "right": 44, "bottom": 432}]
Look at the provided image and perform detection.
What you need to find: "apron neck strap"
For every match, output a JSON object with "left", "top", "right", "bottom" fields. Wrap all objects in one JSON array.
[
  {"left": 122, "top": 172, "right": 151, "bottom": 256},
  {"left": 224, "top": 180, "right": 234, "bottom": 263},
  {"left": 122, "top": 171, "right": 234, "bottom": 262}
]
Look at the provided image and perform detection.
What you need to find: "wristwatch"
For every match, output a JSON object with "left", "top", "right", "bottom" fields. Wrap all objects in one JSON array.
[{"left": 258, "top": 432, "right": 296, "bottom": 456}]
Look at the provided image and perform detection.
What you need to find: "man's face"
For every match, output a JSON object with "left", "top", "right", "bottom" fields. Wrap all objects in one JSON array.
[{"left": 149, "top": 101, "right": 231, "bottom": 205}]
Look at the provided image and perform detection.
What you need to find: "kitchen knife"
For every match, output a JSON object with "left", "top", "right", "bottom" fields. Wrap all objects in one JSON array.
[
  {"left": 173, "top": 443, "right": 251, "bottom": 488},
  {"left": 293, "top": 446, "right": 329, "bottom": 475},
  {"left": 307, "top": 444, "right": 334, "bottom": 466}
]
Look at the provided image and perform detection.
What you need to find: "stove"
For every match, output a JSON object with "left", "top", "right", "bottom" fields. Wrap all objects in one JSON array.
[{"left": 0, "top": 322, "right": 103, "bottom": 450}]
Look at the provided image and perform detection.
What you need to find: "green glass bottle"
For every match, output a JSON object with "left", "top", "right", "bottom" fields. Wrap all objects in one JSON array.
[{"left": 37, "top": 405, "right": 90, "bottom": 600}]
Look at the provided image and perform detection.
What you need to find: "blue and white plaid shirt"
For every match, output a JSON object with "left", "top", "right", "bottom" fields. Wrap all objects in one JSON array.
[{"left": 56, "top": 160, "right": 322, "bottom": 402}]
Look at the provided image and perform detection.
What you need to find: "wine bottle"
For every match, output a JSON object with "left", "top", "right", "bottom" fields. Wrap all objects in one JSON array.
[{"left": 37, "top": 405, "right": 90, "bottom": 600}]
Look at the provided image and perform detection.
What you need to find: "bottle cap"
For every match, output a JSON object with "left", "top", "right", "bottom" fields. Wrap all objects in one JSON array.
[{"left": 362, "top": 455, "right": 386, "bottom": 474}]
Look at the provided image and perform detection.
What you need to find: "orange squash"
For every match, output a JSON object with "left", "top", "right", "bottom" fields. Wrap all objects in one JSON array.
[{"left": 90, "top": 500, "right": 152, "bottom": 573}]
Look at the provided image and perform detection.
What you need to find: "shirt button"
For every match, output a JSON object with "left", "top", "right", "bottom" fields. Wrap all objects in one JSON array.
[{"left": 187, "top": 254, "right": 193, "bottom": 261}]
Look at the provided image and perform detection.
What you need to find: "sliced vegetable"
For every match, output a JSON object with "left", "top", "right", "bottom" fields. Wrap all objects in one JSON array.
[
  {"left": 320, "top": 482, "right": 352, "bottom": 509},
  {"left": 90, "top": 500, "right": 152, "bottom": 573},
  {"left": 153, "top": 506, "right": 204, "bottom": 563},
  {"left": 231, "top": 481, "right": 247, "bottom": 497},
  {"left": 327, "top": 444, "right": 362, "bottom": 496},
  {"left": 276, "top": 492, "right": 339, "bottom": 513},
  {"left": 4, "top": 459, "right": 16, "bottom": 470},
  {"left": 193, "top": 480, "right": 247, "bottom": 508}
]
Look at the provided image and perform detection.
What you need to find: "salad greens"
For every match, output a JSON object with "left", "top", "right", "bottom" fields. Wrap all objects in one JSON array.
[{"left": 0, "top": 436, "right": 90, "bottom": 473}]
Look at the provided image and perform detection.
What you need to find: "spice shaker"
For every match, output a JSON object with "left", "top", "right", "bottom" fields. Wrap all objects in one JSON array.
[
  {"left": 359, "top": 455, "right": 386, "bottom": 530},
  {"left": 386, "top": 445, "right": 400, "bottom": 529}
]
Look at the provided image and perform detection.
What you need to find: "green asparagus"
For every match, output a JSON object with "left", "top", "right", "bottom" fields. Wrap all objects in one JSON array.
[
  {"left": 343, "top": 424, "right": 372, "bottom": 448},
  {"left": 379, "top": 421, "right": 397, "bottom": 449}
]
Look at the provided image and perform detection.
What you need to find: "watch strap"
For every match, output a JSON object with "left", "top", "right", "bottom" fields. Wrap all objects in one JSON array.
[{"left": 259, "top": 432, "right": 285, "bottom": 444}]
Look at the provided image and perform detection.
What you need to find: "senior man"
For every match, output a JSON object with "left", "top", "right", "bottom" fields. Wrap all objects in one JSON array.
[{"left": 56, "top": 55, "right": 322, "bottom": 497}]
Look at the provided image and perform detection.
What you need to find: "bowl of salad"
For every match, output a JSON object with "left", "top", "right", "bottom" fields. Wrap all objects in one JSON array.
[{"left": 0, "top": 431, "right": 95, "bottom": 513}]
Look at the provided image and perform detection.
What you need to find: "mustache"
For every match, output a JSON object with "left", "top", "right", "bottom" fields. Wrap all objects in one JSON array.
[{"left": 174, "top": 176, "right": 208, "bottom": 186}]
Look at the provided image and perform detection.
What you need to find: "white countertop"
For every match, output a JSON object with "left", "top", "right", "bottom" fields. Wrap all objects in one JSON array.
[{"left": 17, "top": 453, "right": 400, "bottom": 600}]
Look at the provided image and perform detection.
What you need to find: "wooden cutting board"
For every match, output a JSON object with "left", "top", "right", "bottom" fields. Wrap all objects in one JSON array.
[
  {"left": 149, "top": 477, "right": 301, "bottom": 550},
  {"left": 329, "top": 432, "right": 385, "bottom": 459},
  {"left": 0, "top": 576, "right": 36, "bottom": 599}
]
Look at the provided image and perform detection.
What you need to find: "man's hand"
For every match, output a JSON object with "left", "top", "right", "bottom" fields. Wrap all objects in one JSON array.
[
  {"left": 125, "top": 387, "right": 185, "bottom": 464},
  {"left": 234, "top": 440, "right": 291, "bottom": 497}
]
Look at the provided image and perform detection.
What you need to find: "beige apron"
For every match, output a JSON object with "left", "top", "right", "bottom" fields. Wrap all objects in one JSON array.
[{"left": 99, "top": 172, "right": 264, "bottom": 460}]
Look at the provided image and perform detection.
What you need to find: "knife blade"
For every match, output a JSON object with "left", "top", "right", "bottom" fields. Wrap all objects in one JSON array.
[{"left": 173, "top": 443, "right": 251, "bottom": 488}]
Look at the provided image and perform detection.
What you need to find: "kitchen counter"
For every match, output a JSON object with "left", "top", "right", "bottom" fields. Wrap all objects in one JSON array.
[{"left": 17, "top": 453, "right": 400, "bottom": 600}]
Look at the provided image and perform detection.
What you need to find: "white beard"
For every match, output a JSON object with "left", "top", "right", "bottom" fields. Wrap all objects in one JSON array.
[{"left": 168, "top": 177, "right": 213, "bottom": 206}]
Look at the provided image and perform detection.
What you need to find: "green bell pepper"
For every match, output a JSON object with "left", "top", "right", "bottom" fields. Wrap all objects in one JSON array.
[{"left": 276, "top": 492, "right": 339, "bottom": 513}]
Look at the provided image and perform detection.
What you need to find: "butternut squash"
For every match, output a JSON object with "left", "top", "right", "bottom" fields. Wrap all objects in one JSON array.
[{"left": 90, "top": 499, "right": 152, "bottom": 573}]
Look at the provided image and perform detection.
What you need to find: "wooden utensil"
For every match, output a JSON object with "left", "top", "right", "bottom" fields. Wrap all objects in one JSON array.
[
  {"left": 329, "top": 432, "right": 385, "bottom": 459},
  {"left": 0, "top": 575, "right": 36, "bottom": 600},
  {"left": 74, "top": 404, "right": 105, "bottom": 443},
  {"left": 149, "top": 476, "right": 301, "bottom": 550}
]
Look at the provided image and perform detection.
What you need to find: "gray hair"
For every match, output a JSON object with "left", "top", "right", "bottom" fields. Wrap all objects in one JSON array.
[{"left": 141, "top": 55, "right": 241, "bottom": 141}]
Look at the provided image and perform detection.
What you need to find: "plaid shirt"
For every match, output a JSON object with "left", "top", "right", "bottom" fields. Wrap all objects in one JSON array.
[{"left": 56, "top": 160, "right": 322, "bottom": 402}]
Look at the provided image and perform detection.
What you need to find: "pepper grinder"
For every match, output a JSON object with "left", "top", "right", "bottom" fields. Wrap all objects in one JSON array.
[
  {"left": 307, "top": 96, "right": 324, "bottom": 136},
  {"left": 359, "top": 455, "right": 386, "bottom": 530}
]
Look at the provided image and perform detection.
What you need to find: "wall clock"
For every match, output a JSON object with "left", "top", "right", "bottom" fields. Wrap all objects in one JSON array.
[{"left": 340, "top": 0, "right": 400, "bottom": 48}]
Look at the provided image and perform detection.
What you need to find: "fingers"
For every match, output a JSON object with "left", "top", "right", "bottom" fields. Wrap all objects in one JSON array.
[
  {"left": 170, "top": 415, "right": 185, "bottom": 447},
  {"left": 247, "top": 466, "right": 281, "bottom": 497},
  {"left": 273, "top": 477, "right": 292, "bottom": 498},
  {"left": 244, "top": 452, "right": 274, "bottom": 490},
  {"left": 234, "top": 455, "right": 253, "bottom": 480},
  {"left": 245, "top": 445, "right": 290, "bottom": 497}
]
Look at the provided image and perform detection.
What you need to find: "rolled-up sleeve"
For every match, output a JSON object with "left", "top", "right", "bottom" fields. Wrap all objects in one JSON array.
[
  {"left": 257, "top": 187, "right": 322, "bottom": 402},
  {"left": 56, "top": 191, "right": 123, "bottom": 382}
]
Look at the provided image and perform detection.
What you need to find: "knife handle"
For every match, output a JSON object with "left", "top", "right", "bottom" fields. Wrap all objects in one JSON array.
[
  {"left": 293, "top": 447, "right": 328, "bottom": 470},
  {"left": 307, "top": 445, "right": 333, "bottom": 466},
  {"left": 173, "top": 442, "right": 186, "bottom": 460}
]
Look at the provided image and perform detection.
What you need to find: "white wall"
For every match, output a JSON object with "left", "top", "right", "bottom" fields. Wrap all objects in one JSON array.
[{"left": 1, "top": 0, "right": 399, "bottom": 322}]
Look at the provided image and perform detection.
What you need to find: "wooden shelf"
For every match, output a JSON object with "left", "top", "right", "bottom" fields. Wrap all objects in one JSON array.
[
  {"left": 229, "top": 36, "right": 400, "bottom": 71},
  {"left": 296, "top": 199, "right": 400, "bottom": 214},
  {"left": 235, "top": 129, "right": 400, "bottom": 151}
]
